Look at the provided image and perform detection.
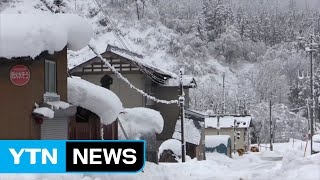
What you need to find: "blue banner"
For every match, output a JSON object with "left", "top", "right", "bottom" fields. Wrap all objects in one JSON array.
[{"left": 0, "top": 140, "right": 145, "bottom": 173}]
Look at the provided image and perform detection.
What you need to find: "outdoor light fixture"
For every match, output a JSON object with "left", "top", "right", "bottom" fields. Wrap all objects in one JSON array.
[
  {"left": 33, "top": 116, "right": 44, "bottom": 125},
  {"left": 32, "top": 113, "right": 44, "bottom": 125}
]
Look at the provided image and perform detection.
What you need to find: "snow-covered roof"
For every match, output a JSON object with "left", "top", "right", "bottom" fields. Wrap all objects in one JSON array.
[
  {"left": 33, "top": 107, "right": 54, "bottom": 119},
  {"left": 46, "top": 101, "right": 70, "bottom": 110},
  {"left": 185, "top": 109, "right": 208, "bottom": 119},
  {"left": 205, "top": 135, "right": 231, "bottom": 148},
  {"left": 67, "top": 77, "right": 123, "bottom": 125},
  {"left": 118, "top": 107, "right": 164, "bottom": 140},
  {"left": 172, "top": 118, "right": 204, "bottom": 145},
  {"left": 0, "top": 13, "right": 92, "bottom": 59},
  {"left": 313, "top": 134, "right": 320, "bottom": 142},
  {"left": 107, "top": 45, "right": 177, "bottom": 78},
  {"left": 163, "top": 75, "right": 197, "bottom": 88},
  {"left": 69, "top": 44, "right": 196, "bottom": 88},
  {"left": 158, "top": 139, "right": 182, "bottom": 158},
  {"left": 205, "top": 115, "right": 252, "bottom": 129}
]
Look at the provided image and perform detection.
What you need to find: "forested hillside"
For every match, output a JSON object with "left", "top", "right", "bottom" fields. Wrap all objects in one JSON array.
[{"left": 1, "top": 0, "right": 320, "bottom": 143}]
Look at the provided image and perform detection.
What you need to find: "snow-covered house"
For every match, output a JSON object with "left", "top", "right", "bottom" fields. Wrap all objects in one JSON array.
[
  {"left": 205, "top": 115, "right": 253, "bottom": 152},
  {"left": 172, "top": 109, "right": 206, "bottom": 160},
  {"left": 69, "top": 44, "right": 197, "bottom": 144},
  {"left": 67, "top": 77, "right": 123, "bottom": 140},
  {"left": 0, "top": 13, "right": 112, "bottom": 140}
]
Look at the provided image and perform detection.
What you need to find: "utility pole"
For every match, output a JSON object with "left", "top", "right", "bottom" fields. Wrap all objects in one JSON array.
[
  {"left": 222, "top": 73, "right": 226, "bottom": 115},
  {"left": 233, "top": 119, "right": 242, "bottom": 154},
  {"left": 298, "top": 33, "right": 319, "bottom": 155},
  {"left": 179, "top": 68, "right": 186, "bottom": 162},
  {"left": 309, "top": 35, "right": 315, "bottom": 155},
  {"left": 269, "top": 96, "right": 273, "bottom": 151},
  {"left": 233, "top": 119, "right": 236, "bottom": 154},
  {"left": 306, "top": 99, "right": 310, "bottom": 136},
  {"left": 217, "top": 110, "right": 220, "bottom": 135},
  {"left": 218, "top": 73, "right": 225, "bottom": 136}
]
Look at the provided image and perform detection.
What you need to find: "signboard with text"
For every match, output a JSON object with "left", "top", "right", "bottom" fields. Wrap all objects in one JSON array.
[{"left": 10, "top": 65, "right": 30, "bottom": 86}]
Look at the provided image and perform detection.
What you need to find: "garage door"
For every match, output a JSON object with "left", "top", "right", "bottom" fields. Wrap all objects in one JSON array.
[{"left": 41, "top": 118, "right": 68, "bottom": 140}]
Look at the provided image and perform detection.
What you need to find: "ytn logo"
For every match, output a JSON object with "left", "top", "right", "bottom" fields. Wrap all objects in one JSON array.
[
  {"left": 9, "top": 148, "right": 57, "bottom": 164},
  {"left": 0, "top": 140, "right": 145, "bottom": 173}
]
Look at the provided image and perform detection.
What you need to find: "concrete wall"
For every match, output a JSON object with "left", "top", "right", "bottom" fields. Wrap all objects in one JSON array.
[
  {"left": 80, "top": 73, "right": 146, "bottom": 108},
  {"left": 205, "top": 128, "right": 246, "bottom": 151},
  {"left": 0, "top": 48, "right": 67, "bottom": 139}
]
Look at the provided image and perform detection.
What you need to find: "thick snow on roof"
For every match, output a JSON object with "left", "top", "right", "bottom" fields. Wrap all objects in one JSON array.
[
  {"left": 33, "top": 107, "right": 54, "bottom": 119},
  {"left": 158, "top": 139, "right": 182, "bottom": 158},
  {"left": 172, "top": 118, "right": 204, "bottom": 145},
  {"left": 205, "top": 115, "right": 252, "bottom": 129},
  {"left": 313, "top": 134, "right": 320, "bottom": 152},
  {"left": 0, "top": 13, "right": 92, "bottom": 59},
  {"left": 118, "top": 107, "right": 164, "bottom": 140},
  {"left": 164, "top": 76, "right": 197, "bottom": 87},
  {"left": 67, "top": 77, "right": 123, "bottom": 125},
  {"left": 205, "top": 135, "right": 230, "bottom": 148},
  {"left": 47, "top": 101, "right": 70, "bottom": 110},
  {"left": 313, "top": 134, "right": 320, "bottom": 142},
  {"left": 107, "top": 45, "right": 178, "bottom": 78}
]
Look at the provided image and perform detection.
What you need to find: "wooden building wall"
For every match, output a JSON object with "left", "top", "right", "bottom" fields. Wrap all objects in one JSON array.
[
  {"left": 0, "top": 48, "right": 67, "bottom": 139},
  {"left": 80, "top": 73, "right": 146, "bottom": 108}
]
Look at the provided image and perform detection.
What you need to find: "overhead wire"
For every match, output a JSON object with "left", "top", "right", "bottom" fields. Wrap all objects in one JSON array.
[{"left": 92, "top": 0, "right": 170, "bottom": 85}]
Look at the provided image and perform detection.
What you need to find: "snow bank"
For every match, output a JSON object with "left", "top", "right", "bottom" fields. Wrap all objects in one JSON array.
[
  {"left": 67, "top": 77, "right": 123, "bottom": 125},
  {"left": 205, "top": 115, "right": 252, "bottom": 128},
  {"left": 158, "top": 139, "right": 182, "bottom": 158},
  {"left": 313, "top": 134, "right": 320, "bottom": 142},
  {"left": 33, "top": 107, "right": 54, "bottom": 118},
  {"left": 118, "top": 107, "right": 164, "bottom": 139},
  {"left": 205, "top": 135, "right": 230, "bottom": 148},
  {"left": 0, "top": 13, "right": 93, "bottom": 59},
  {"left": 47, "top": 101, "right": 70, "bottom": 110}
]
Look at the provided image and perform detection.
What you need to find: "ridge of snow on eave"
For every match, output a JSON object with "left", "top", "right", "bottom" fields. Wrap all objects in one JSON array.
[
  {"left": 118, "top": 107, "right": 164, "bottom": 140},
  {"left": 205, "top": 115, "right": 252, "bottom": 128},
  {"left": 0, "top": 13, "right": 93, "bottom": 59},
  {"left": 173, "top": 118, "right": 203, "bottom": 145},
  {"left": 205, "top": 135, "right": 230, "bottom": 148},
  {"left": 107, "top": 45, "right": 178, "bottom": 78},
  {"left": 67, "top": 77, "right": 123, "bottom": 125}
]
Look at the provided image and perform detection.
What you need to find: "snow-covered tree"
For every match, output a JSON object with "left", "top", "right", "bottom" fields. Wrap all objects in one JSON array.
[{"left": 250, "top": 103, "right": 308, "bottom": 144}]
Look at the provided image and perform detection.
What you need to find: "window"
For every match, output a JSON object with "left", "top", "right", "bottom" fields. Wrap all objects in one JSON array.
[
  {"left": 45, "top": 60, "right": 57, "bottom": 93},
  {"left": 145, "top": 84, "right": 155, "bottom": 106}
]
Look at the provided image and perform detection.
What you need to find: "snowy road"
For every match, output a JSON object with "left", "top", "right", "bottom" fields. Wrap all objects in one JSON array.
[{"left": 0, "top": 140, "right": 319, "bottom": 180}]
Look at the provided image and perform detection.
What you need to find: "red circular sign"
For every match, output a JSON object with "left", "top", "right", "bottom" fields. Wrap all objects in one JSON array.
[{"left": 10, "top": 65, "right": 30, "bottom": 86}]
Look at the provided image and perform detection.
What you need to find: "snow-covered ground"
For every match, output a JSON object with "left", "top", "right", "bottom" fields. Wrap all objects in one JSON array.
[{"left": 1, "top": 139, "right": 318, "bottom": 180}]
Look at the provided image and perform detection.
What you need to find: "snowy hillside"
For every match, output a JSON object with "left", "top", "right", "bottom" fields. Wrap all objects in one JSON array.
[
  {"left": 2, "top": 0, "right": 320, "bottom": 144},
  {"left": 0, "top": 0, "right": 238, "bottom": 106}
]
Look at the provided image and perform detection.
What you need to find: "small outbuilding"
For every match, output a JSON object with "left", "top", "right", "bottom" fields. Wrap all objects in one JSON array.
[
  {"left": 172, "top": 109, "right": 206, "bottom": 160},
  {"left": 205, "top": 115, "right": 253, "bottom": 152}
]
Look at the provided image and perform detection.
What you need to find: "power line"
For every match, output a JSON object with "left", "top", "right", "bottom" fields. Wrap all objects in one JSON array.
[
  {"left": 92, "top": 0, "right": 170, "bottom": 85},
  {"left": 88, "top": 44, "right": 179, "bottom": 104}
]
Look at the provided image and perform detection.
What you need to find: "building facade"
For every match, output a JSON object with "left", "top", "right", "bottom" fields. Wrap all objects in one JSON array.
[
  {"left": 69, "top": 45, "right": 197, "bottom": 145},
  {"left": 0, "top": 48, "right": 76, "bottom": 140},
  {"left": 205, "top": 115, "right": 252, "bottom": 152}
]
